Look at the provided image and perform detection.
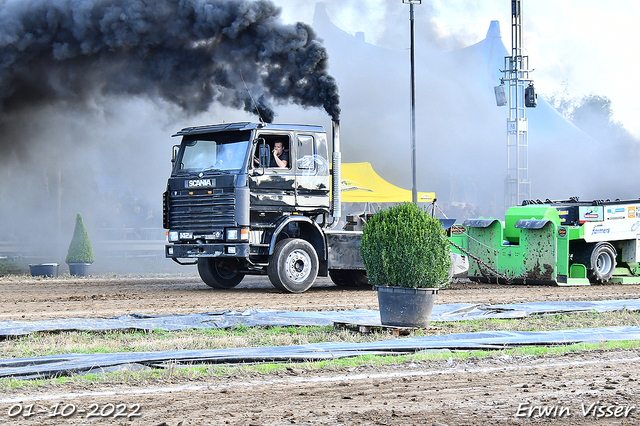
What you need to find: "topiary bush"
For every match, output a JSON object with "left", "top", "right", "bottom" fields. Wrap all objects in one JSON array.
[
  {"left": 65, "top": 213, "right": 95, "bottom": 264},
  {"left": 360, "top": 202, "right": 451, "bottom": 289}
]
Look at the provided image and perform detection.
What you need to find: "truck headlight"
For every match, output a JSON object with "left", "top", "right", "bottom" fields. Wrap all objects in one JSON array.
[
  {"left": 168, "top": 231, "right": 179, "bottom": 242},
  {"left": 226, "top": 229, "right": 238, "bottom": 241}
]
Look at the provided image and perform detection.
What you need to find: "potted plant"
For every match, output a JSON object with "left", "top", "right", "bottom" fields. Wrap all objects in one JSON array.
[
  {"left": 360, "top": 202, "right": 451, "bottom": 327},
  {"left": 65, "top": 213, "right": 95, "bottom": 276},
  {"left": 28, "top": 263, "right": 59, "bottom": 278}
]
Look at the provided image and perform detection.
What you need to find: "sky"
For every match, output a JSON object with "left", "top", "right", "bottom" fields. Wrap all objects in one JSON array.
[{"left": 275, "top": 0, "right": 640, "bottom": 138}]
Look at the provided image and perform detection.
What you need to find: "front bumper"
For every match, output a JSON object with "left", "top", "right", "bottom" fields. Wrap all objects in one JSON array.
[{"left": 166, "top": 243, "right": 250, "bottom": 259}]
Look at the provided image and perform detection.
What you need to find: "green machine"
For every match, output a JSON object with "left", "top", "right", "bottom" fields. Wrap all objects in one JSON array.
[{"left": 449, "top": 199, "right": 640, "bottom": 286}]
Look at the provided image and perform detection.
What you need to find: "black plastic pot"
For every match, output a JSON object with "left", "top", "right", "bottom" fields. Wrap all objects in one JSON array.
[
  {"left": 376, "top": 286, "right": 438, "bottom": 327},
  {"left": 29, "top": 263, "right": 59, "bottom": 278},
  {"left": 68, "top": 263, "right": 91, "bottom": 276}
]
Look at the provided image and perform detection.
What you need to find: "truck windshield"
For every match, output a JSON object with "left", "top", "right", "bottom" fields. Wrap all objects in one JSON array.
[{"left": 177, "top": 132, "right": 250, "bottom": 173}]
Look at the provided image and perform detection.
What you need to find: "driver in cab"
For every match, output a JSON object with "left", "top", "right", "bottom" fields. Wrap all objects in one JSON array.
[
  {"left": 254, "top": 140, "right": 289, "bottom": 168},
  {"left": 270, "top": 141, "right": 288, "bottom": 168}
]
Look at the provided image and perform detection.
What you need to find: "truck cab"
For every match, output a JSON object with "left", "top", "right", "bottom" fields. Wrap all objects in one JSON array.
[{"left": 163, "top": 122, "right": 339, "bottom": 292}]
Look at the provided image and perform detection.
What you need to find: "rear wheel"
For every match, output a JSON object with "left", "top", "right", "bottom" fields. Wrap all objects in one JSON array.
[
  {"left": 197, "top": 258, "right": 245, "bottom": 289},
  {"left": 329, "top": 270, "right": 369, "bottom": 287},
  {"left": 329, "top": 270, "right": 350, "bottom": 287},
  {"left": 268, "top": 238, "right": 318, "bottom": 293},
  {"left": 589, "top": 242, "right": 617, "bottom": 283}
]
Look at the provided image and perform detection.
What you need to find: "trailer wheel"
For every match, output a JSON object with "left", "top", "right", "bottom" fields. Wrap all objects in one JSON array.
[
  {"left": 589, "top": 242, "right": 617, "bottom": 283},
  {"left": 329, "top": 270, "right": 369, "bottom": 288},
  {"left": 197, "top": 258, "right": 245, "bottom": 289},
  {"left": 268, "top": 238, "right": 318, "bottom": 293}
]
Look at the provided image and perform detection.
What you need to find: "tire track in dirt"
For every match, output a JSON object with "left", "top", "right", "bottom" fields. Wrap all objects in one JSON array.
[
  {"left": 2, "top": 351, "right": 639, "bottom": 425},
  {"left": 2, "top": 275, "right": 640, "bottom": 321}
]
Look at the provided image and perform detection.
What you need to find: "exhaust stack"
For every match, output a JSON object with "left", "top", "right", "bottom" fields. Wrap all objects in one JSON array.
[{"left": 330, "top": 120, "right": 341, "bottom": 227}]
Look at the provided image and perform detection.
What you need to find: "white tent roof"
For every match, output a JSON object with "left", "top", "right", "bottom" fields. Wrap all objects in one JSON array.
[{"left": 310, "top": 3, "right": 622, "bottom": 210}]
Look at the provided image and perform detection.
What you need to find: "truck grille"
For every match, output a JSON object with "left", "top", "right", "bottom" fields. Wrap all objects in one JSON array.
[{"left": 164, "top": 190, "right": 236, "bottom": 232}]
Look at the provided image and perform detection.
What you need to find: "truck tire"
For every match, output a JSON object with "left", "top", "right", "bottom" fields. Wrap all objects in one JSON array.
[
  {"left": 197, "top": 258, "right": 245, "bottom": 289},
  {"left": 329, "top": 270, "right": 369, "bottom": 288},
  {"left": 329, "top": 270, "right": 350, "bottom": 287},
  {"left": 350, "top": 270, "right": 369, "bottom": 287},
  {"left": 589, "top": 242, "right": 617, "bottom": 283},
  {"left": 268, "top": 238, "right": 318, "bottom": 293}
]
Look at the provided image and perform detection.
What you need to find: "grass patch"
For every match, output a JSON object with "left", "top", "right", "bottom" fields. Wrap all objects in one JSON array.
[
  {"left": 0, "top": 325, "right": 388, "bottom": 359},
  {"left": 0, "top": 259, "right": 30, "bottom": 276},
  {"left": 431, "top": 308, "right": 640, "bottom": 335},
  {"left": 3, "top": 309, "right": 640, "bottom": 359},
  {"left": 2, "top": 339, "right": 639, "bottom": 391}
]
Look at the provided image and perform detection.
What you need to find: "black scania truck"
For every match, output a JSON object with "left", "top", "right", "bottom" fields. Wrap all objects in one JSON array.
[{"left": 163, "top": 121, "right": 366, "bottom": 293}]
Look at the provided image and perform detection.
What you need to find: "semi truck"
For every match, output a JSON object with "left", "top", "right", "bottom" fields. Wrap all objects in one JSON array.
[
  {"left": 449, "top": 198, "right": 640, "bottom": 285},
  {"left": 163, "top": 121, "right": 639, "bottom": 290},
  {"left": 163, "top": 120, "right": 369, "bottom": 293}
]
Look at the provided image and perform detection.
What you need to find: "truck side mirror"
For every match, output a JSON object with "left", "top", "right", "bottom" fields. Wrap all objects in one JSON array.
[
  {"left": 171, "top": 144, "right": 180, "bottom": 166},
  {"left": 258, "top": 139, "right": 271, "bottom": 168}
]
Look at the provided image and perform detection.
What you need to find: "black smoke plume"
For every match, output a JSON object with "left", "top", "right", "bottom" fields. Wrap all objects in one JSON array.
[{"left": 0, "top": 0, "right": 340, "bottom": 134}]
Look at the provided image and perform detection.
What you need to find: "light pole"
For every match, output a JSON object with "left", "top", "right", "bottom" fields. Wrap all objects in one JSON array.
[
  {"left": 495, "top": 0, "right": 534, "bottom": 212},
  {"left": 403, "top": 0, "right": 420, "bottom": 204}
]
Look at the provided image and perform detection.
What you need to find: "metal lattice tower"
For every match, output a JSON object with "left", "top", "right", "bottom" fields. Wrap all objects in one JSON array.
[{"left": 501, "top": 0, "right": 533, "bottom": 210}]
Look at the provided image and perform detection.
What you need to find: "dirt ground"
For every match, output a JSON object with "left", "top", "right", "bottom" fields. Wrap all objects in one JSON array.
[
  {"left": 2, "top": 274, "right": 640, "bottom": 425},
  {"left": 4, "top": 274, "right": 640, "bottom": 322}
]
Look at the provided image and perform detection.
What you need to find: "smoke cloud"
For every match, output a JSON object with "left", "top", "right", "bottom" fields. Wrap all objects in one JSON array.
[
  {"left": 0, "top": 0, "right": 340, "bottom": 135},
  {"left": 0, "top": 0, "right": 340, "bottom": 272}
]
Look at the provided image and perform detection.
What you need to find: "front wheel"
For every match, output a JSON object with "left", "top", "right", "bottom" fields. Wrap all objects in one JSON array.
[
  {"left": 268, "top": 238, "right": 319, "bottom": 293},
  {"left": 197, "top": 258, "right": 245, "bottom": 289},
  {"left": 589, "top": 242, "right": 617, "bottom": 283}
]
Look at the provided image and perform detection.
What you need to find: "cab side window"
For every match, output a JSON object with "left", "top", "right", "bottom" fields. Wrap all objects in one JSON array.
[
  {"left": 297, "top": 135, "right": 316, "bottom": 171},
  {"left": 253, "top": 134, "right": 291, "bottom": 170}
]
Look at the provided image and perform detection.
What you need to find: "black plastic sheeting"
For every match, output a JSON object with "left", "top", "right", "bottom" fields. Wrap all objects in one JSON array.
[
  {"left": 2, "top": 326, "right": 640, "bottom": 380},
  {"left": 2, "top": 299, "right": 640, "bottom": 338}
]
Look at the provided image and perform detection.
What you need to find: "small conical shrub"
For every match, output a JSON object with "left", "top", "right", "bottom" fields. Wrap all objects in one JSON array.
[
  {"left": 65, "top": 213, "right": 95, "bottom": 264},
  {"left": 360, "top": 203, "right": 451, "bottom": 288}
]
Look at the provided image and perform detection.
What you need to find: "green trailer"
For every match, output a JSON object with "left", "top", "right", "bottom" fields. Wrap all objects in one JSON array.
[{"left": 449, "top": 199, "right": 640, "bottom": 286}]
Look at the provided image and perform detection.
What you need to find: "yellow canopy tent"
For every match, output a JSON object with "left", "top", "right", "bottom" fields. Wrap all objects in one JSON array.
[{"left": 340, "top": 162, "right": 435, "bottom": 203}]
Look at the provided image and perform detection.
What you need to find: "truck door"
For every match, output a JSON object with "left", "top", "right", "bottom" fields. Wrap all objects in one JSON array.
[
  {"left": 248, "top": 132, "right": 296, "bottom": 212},
  {"left": 295, "top": 133, "right": 330, "bottom": 209}
]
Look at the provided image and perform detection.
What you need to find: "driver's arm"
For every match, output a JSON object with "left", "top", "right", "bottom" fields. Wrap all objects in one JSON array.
[{"left": 273, "top": 154, "right": 287, "bottom": 168}]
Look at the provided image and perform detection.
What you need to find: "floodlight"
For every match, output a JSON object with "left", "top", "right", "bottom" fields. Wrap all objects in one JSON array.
[
  {"left": 494, "top": 85, "right": 507, "bottom": 107},
  {"left": 525, "top": 83, "right": 537, "bottom": 107}
]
